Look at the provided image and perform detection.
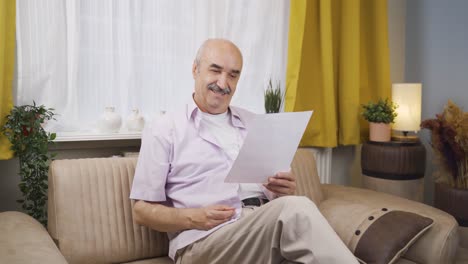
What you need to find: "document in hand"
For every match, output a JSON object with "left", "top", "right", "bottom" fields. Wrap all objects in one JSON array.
[{"left": 224, "top": 111, "right": 313, "bottom": 183}]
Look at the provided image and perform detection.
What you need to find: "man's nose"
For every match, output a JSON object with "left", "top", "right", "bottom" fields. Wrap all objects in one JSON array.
[{"left": 217, "top": 73, "right": 229, "bottom": 89}]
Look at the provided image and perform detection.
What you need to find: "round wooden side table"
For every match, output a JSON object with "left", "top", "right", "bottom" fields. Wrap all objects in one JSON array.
[{"left": 361, "top": 140, "right": 426, "bottom": 202}]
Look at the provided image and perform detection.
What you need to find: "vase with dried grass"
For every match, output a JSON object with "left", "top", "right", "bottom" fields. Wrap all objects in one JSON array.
[
  {"left": 421, "top": 100, "right": 468, "bottom": 226},
  {"left": 421, "top": 100, "right": 468, "bottom": 188}
]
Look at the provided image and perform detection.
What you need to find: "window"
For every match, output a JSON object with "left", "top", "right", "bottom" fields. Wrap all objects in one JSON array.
[{"left": 16, "top": 0, "right": 290, "bottom": 133}]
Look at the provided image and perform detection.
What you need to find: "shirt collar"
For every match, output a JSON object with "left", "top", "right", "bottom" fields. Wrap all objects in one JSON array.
[
  {"left": 229, "top": 106, "right": 245, "bottom": 128},
  {"left": 186, "top": 96, "right": 246, "bottom": 129}
]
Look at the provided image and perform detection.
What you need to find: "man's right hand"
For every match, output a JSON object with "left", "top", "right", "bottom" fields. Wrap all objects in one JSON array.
[
  {"left": 133, "top": 200, "right": 235, "bottom": 233},
  {"left": 185, "top": 205, "right": 236, "bottom": 230}
]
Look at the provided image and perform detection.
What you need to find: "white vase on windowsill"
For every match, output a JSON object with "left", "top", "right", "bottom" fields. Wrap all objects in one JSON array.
[
  {"left": 126, "top": 108, "right": 145, "bottom": 132},
  {"left": 98, "top": 106, "right": 122, "bottom": 133}
]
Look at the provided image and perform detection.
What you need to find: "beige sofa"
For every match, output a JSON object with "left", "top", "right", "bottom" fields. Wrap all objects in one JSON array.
[{"left": 0, "top": 149, "right": 459, "bottom": 263}]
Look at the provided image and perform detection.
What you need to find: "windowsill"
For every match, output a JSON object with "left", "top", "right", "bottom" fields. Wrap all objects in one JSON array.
[{"left": 54, "top": 131, "right": 142, "bottom": 142}]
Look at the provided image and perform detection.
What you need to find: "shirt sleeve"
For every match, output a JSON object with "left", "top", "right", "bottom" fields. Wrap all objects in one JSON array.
[
  {"left": 129, "top": 116, "right": 173, "bottom": 202},
  {"left": 260, "top": 167, "right": 293, "bottom": 200},
  {"left": 261, "top": 185, "right": 278, "bottom": 200}
]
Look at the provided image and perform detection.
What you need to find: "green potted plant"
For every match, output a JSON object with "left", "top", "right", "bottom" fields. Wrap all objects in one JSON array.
[
  {"left": 264, "top": 79, "right": 284, "bottom": 113},
  {"left": 361, "top": 98, "right": 397, "bottom": 142},
  {"left": 1, "top": 102, "right": 56, "bottom": 226},
  {"left": 421, "top": 100, "right": 468, "bottom": 227}
]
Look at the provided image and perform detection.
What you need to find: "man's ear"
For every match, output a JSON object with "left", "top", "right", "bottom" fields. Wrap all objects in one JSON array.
[{"left": 192, "top": 62, "right": 198, "bottom": 79}]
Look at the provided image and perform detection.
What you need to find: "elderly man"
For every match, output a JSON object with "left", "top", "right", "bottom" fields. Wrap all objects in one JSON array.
[{"left": 130, "top": 39, "right": 358, "bottom": 264}]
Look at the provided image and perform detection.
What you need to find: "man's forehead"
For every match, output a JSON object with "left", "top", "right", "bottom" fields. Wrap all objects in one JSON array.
[
  {"left": 201, "top": 52, "right": 242, "bottom": 70},
  {"left": 204, "top": 59, "right": 239, "bottom": 69}
]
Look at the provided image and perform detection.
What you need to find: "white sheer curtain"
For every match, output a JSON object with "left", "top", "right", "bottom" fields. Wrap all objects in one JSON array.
[{"left": 16, "top": 0, "right": 290, "bottom": 133}]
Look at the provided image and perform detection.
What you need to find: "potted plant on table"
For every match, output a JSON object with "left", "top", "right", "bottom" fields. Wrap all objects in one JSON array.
[
  {"left": 1, "top": 102, "right": 56, "bottom": 226},
  {"left": 421, "top": 100, "right": 468, "bottom": 226},
  {"left": 361, "top": 98, "right": 397, "bottom": 142}
]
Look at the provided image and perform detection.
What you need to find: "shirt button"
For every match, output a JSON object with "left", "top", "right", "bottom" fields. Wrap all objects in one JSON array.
[
  {"left": 368, "top": 216, "right": 374, "bottom": 221},
  {"left": 355, "top": 230, "right": 361, "bottom": 236}
]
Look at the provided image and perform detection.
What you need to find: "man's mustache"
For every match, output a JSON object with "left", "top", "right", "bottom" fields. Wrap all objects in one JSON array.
[{"left": 208, "top": 83, "right": 231, "bottom": 95}]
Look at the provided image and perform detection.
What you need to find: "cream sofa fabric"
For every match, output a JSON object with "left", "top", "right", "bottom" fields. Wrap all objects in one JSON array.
[
  {"left": 0, "top": 211, "right": 67, "bottom": 264},
  {"left": 48, "top": 158, "right": 169, "bottom": 264},
  {"left": 0, "top": 148, "right": 459, "bottom": 263},
  {"left": 321, "top": 185, "right": 459, "bottom": 264}
]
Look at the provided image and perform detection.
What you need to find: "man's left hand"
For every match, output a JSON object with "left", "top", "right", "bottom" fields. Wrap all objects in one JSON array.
[{"left": 263, "top": 171, "right": 296, "bottom": 196}]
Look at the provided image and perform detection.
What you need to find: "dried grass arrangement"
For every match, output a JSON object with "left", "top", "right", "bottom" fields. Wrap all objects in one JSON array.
[{"left": 421, "top": 100, "right": 468, "bottom": 189}]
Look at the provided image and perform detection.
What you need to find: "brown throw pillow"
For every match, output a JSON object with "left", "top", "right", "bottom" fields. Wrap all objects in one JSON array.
[{"left": 354, "top": 210, "right": 434, "bottom": 264}]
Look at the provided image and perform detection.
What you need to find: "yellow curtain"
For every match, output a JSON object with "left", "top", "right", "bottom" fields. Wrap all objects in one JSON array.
[
  {"left": 285, "top": 0, "right": 391, "bottom": 147},
  {"left": 0, "top": 0, "right": 15, "bottom": 159}
]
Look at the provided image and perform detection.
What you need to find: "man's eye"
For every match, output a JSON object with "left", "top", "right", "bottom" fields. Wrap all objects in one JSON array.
[
  {"left": 230, "top": 74, "right": 238, "bottom": 78},
  {"left": 211, "top": 69, "right": 221, "bottom": 73}
]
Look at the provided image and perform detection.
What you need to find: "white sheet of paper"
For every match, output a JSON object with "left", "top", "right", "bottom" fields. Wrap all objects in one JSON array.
[{"left": 224, "top": 111, "right": 313, "bottom": 183}]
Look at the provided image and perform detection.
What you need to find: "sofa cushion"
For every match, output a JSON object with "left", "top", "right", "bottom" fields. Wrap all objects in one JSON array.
[
  {"left": 321, "top": 184, "right": 459, "bottom": 264},
  {"left": 393, "top": 258, "right": 418, "bottom": 264},
  {"left": 123, "top": 257, "right": 173, "bottom": 264},
  {"left": 353, "top": 210, "right": 434, "bottom": 264},
  {"left": 319, "top": 199, "right": 434, "bottom": 264},
  {"left": 48, "top": 157, "right": 169, "bottom": 263}
]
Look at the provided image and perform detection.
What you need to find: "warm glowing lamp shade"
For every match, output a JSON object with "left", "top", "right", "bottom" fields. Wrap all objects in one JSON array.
[{"left": 392, "top": 83, "right": 422, "bottom": 132}]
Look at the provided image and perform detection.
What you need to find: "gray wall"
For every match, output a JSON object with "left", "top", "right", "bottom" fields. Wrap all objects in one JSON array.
[
  {"left": 406, "top": 0, "right": 468, "bottom": 114},
  {"left": 333, "top": 0, "right": 468, "bottom": 205},
  {"left": 406, "top": 0, "right": 468, "bottom": 203},
  {"left": 0, "top": 158, "right": 20, "bottom": 211}
]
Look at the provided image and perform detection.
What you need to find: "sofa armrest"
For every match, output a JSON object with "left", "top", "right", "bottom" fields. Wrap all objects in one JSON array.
[
  {"left": 0, "top": 211, "right": 68, "bottom": 264},
  {"left": 320, "top": 184, "right": 459, "bottom": 264}
]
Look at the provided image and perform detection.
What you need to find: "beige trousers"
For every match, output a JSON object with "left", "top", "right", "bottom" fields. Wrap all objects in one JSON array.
[{"left": 175, "top": 196, "right": 358, "bottom": 264}]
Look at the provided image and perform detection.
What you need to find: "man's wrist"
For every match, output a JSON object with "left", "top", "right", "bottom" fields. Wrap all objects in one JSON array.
[{"left": 177, "top": 208, "right": 194, "bottom": 230}]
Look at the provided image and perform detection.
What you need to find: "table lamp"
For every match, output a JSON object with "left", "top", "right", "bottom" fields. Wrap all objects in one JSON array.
[
  {"left": 361, "top": 83, "right": 425, "bottom": 201},
  {"left": 392, "top": 83, "right": 422, "bottom": 141}
]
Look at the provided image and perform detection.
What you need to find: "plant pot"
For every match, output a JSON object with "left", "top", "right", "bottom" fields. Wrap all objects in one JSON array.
[
  {"left": 434, "top": 182, "right": 468, "bottom": 227},
  {"left": 369, "top": 122, "right": 391, "bottom": 142}
]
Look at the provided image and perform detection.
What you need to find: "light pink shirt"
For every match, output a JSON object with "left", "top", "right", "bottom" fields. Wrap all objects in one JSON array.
[{"left": 130, "top": 100, "right": 274, "bottom": 260}]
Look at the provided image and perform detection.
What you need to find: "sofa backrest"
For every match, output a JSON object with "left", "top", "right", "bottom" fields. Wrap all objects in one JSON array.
[
  {"left": 48, "top": 157, "right": 168, "bottom": 264},
  {"left": 47, "top": 149, "right": 323, "bottom": 263},
  {"left": 291, "top": 148, "right": 324, "bottom": 205}
]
